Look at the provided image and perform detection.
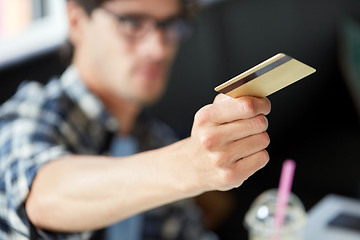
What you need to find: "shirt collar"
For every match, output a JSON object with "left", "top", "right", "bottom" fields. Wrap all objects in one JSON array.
[{"left": 59, "top": 65, "right": 119, "bottom": 133}]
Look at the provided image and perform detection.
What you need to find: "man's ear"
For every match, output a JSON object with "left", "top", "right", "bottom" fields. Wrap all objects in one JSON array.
[{"left": 66, "top": 1, "right": 89, "bottom": 47}]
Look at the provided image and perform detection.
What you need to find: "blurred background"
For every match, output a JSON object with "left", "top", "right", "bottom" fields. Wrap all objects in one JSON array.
[{"left": 1, "top": 0, "right": 360, "bottom": 239}]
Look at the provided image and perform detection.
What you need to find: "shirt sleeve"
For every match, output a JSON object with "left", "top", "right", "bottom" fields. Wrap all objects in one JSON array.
[{"left": 0, "top": 115, "right": 92, "bottom": 239}]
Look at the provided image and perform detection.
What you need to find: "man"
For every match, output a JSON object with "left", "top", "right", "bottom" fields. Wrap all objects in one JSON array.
[{"left": 0, "top": 0, "right": 271, "bottom": 239}]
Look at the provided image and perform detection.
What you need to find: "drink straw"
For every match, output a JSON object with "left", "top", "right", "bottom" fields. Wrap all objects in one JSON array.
[{"left": 272, "top": 159, "right": 296, "bottom": 240}]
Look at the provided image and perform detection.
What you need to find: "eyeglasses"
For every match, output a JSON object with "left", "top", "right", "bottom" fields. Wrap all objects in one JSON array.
[{"left": 101, "top": 7, "right": 194, "bottom": 44}]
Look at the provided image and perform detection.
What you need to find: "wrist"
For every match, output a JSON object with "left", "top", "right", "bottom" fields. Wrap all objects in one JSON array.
[{"left": 164, "top": 138, "right": 207, "bottom": 198}]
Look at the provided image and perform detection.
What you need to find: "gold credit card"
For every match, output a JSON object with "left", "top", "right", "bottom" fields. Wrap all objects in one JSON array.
[{"left": 214, "top": 53, "right": 316, "bottom": 98}]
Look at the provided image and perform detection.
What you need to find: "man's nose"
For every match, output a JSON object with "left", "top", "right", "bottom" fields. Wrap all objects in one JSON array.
[{"left": 137, "top": 29, "right": 170, "bottom": 60}]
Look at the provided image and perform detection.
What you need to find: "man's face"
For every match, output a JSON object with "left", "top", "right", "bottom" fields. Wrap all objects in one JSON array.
[{"left": 73, "top": 0, "right": 182, "bottom": 105}]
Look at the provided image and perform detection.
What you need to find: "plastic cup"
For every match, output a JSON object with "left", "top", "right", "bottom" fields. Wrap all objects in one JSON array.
[{"left": 244, "top": 189, "right": 307, "bottom": 240}]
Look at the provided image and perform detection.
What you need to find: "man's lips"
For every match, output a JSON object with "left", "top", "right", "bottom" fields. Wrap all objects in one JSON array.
[{"left": 138, "top": 64, "right": 166, "bottom": 81}]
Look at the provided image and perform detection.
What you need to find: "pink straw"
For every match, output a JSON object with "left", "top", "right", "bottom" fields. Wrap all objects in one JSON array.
[{"left": 272, "top": 159, "right": 296, "bottom": 239}]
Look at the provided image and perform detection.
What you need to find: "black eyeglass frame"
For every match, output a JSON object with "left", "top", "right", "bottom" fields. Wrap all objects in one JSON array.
[{"left": 100, "top": 7, "right": 194, "bottom": 43}]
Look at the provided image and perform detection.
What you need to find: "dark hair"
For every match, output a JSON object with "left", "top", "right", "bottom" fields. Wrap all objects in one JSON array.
[
  {"left": 67, "top": 0, "right": 199, "bottom": 18},
  {"left": 60, "top": 0, "right": 199, "bottom": 66}
]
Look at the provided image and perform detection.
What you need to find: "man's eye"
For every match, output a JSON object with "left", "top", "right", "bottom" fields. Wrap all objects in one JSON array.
[
  {"left": 158, "top": 18, "right": 178, "bottom": 29},
  {"left": 118, "top": 15, "right": 145, "bottom": 31}
]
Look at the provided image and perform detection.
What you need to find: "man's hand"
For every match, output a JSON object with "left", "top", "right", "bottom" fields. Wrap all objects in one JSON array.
[{"left": 183, "top": 94, "right": 271, "bottom": 193}]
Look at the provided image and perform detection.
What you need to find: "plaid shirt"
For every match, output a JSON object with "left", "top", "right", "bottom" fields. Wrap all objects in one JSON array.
[{"left": 0, "top": 67, "right": 216, "bottom": 240}]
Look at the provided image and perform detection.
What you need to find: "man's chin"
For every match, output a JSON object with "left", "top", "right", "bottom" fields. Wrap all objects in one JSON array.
[
  {"left": 126, "top": 92, "right": 163, "bottom": 107},
  {"left": 139, "top": 87, "right": 165, "bottom": 104},
  {"left": 141, "top": 95, "right": 163, "bottom": 107}
]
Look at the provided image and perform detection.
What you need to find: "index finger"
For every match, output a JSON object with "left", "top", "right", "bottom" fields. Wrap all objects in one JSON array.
[{"left": 211, "top": 94, "right": 271, "bottom": 124}]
